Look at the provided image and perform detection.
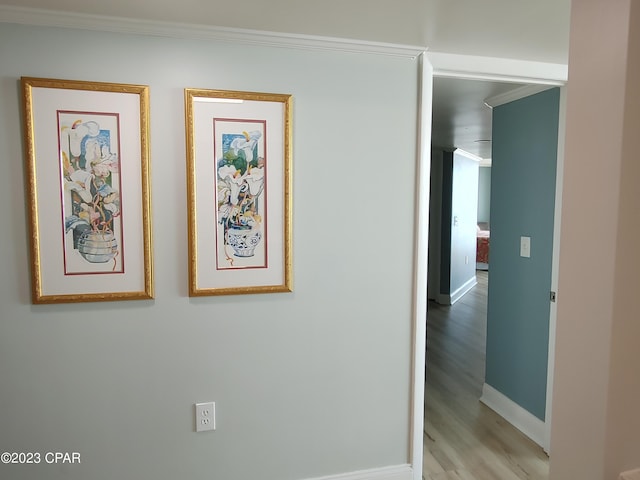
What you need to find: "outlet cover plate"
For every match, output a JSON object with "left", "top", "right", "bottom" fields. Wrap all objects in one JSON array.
[{"left": 195, "top": 402, "right": 216, "bottom": 432}]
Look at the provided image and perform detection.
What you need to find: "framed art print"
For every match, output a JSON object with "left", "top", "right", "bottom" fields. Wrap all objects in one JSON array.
[
  {"left": 21, "top": 77, "right": 153, "bottom": 303},
  {"left": 185, "top": 88, "right": 292, "bottom": 296}
]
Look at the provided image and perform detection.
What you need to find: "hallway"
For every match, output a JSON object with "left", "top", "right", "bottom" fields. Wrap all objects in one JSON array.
[{"left": 423, "top": 271, "right": 549, "bottom": 480}]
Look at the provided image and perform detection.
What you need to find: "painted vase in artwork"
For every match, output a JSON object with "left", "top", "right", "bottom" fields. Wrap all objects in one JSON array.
[
  {"left": 77, "top": 230, "right": 118, "bottom": 263},
  {"left": 227, "top": 227, "right": 262, "bottom": 258}
]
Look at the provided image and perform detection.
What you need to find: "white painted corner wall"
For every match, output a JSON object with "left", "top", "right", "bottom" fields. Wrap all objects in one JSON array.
[{"left": 0, "top": 12, "right": 422, "bottom": 480}]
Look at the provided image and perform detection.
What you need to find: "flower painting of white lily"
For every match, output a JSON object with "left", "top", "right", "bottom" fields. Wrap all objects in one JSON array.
[
  {"left": 215, "top": 119, "right": 267, "bottom": 269},
  {"left": 59, "top": 112, "right": 123, "bottom": 274}
]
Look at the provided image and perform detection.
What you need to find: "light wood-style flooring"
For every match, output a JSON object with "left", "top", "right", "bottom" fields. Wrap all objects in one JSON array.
[{"left": 423, "top": 271, "right": 549, "bottom": 480}]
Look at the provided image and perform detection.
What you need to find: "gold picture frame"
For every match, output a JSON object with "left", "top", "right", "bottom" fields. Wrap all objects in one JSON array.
[
  {"left": 21, "top": 77, "right": 154, "bottom": 304},
  {"left": 185, "top": 88, "right": 293, "bottom": 296}
]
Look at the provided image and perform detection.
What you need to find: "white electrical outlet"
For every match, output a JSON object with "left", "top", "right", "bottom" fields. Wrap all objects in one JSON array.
[{"left": 195, "top": 402, "right": 216, "bottom": 432}]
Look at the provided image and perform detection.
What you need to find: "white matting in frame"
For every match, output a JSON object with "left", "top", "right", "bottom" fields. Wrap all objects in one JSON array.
[
  {"left": 22, "top": 77, "right": 154, "bottom": 304},
  {"left": 185, "top": 88, "right": 292, "bottom": 296}
]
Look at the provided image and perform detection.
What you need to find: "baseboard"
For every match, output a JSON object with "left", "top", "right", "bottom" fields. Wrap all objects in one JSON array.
[
  {"left": 436, "top": 276, "right": 477, "bottom": 306},
  {"left": 480, "top": 383, "right": 546, "bottom": 448},
  {"left": 301, "top": 464, "right": 413, "bottom": 480},
  {"left": 450, "top": 276, "right": 477, "bottom": 305}
]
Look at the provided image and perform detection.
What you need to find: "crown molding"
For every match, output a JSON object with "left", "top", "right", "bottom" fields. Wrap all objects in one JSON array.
[
  {"left": 484, "top": 84, "right": 555, "bottom": 108},
  {"left": 0, "top": 5, "right": 426, "bottom": 59},
  {"left": 454, "top": 148, "right": 483, "bottom": 162}
]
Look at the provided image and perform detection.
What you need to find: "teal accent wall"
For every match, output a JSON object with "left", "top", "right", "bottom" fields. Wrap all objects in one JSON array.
[{"left": 485, "top": 88, "right": 560, "bottom": 420}]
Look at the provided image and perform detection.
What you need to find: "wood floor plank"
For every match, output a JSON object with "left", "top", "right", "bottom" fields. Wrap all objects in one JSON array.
[{"left": 423, "top": 271, "right": 549, "bottom": 480}]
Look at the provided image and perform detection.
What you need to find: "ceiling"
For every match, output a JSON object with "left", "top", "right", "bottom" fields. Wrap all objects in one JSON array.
[
  {"left": 0, "top": 1, "right": 570, "bottom": 162},
  {"left": 431, "top": 77, "right": 528, "bottom": 160},
  {"left": 0, "top": 0, "right": 571, "bottom": 63}
]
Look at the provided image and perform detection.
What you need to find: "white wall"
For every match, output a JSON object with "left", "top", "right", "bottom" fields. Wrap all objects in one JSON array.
[
  {"left": 604, "top": 2, "right": 640, "bottom": 476},
  {"left": 448, "top": 150, "right": 478, "bottom": 294},
  {"left": 550, "top": 0, "right": 640, "bottom": 478},
  {"left": 477, "top": 166, "right": 491, "bottom": 224},
  {"left": 0, "top": 23, "right": 419, "bottom": 480},
  {"left": 427, "top": 147, "right": 443, "bottom": 301}
]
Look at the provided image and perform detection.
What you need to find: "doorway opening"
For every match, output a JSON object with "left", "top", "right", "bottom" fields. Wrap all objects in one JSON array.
[{"left": 414, "top": 54, "right": 563, "bottom": 478}]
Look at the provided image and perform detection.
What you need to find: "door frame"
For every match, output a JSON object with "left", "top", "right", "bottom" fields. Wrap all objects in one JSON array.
[{"left": 410, "top": 52, "right": 567, "bottom": 480}]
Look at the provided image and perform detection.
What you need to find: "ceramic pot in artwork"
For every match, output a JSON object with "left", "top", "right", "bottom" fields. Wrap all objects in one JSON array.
[
  {"left": 227, "top": 227, "right": 262, "bottom": 257},
  {"left": 77, "top": 230, "right": 118, "bottom": 263}
]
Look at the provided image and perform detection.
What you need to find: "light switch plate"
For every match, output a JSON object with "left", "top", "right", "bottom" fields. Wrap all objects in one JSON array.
[{"left": 520, "top": 236, "right": 531, "bottom": 258}]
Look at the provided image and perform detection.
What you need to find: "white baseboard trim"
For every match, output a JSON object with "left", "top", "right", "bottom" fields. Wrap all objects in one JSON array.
[
  {"left": 436, "top": 276, "right": 477, "bottom": 306},
  {"left": 450, "top": 276, "right": 477, "bottom": 305},
  {"left": 480, "top": 383, "right": 546, "bottom": 448},
  {"left": 301, "top": 464, "right": 413, "bottom": 480}
]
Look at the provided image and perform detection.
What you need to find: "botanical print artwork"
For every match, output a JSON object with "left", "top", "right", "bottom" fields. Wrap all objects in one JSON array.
[
  {"left": 58, "top": 112, "right": 123, "bottom": 274},
  {"left": 214, "top": 119, "right": 267, "bottom": 270}
]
